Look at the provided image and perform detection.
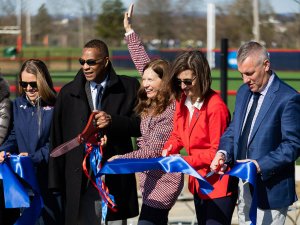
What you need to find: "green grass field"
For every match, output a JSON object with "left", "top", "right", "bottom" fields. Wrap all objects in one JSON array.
[
  {"left": 5, "top": 68, "right": 299, "bottom": 114},
  {"left": 49, "top": 69, "right": 299, "bottom": 112}
]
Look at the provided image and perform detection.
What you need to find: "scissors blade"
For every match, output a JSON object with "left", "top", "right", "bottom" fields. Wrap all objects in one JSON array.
[
  {"left": 50, "top": 137, "right": 80, "bottom": 157},
  {"left": 205, "top": 161, "right": 229, "bottom": 178},
  {"left": 205, "top": 171, "right": 215, "bottom": 178}
]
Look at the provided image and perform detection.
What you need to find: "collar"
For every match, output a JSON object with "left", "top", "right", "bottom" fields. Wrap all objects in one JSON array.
[
  {"left": 90, "top": 74, "right": 109, "bottom": 90},
  {"left": 24, "top": 94, "right": 41, "bottom": 106},
  {"left": 259, "top": 72, "right": 274, "bottom": 96},
  {"left": 184, "top": 96, "right": 204, "bottom": 110},
  {"left": 70, "top": 66, "right": 118, "bottom": 96}
]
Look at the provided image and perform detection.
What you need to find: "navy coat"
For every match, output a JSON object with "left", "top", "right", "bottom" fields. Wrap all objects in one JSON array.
[
  {"left": 219, "top": 74, "right": 300, "bottom": 209},
  {"left": 0, "top": 95, "right": 61, "bottom": 225},
  {"left": 0, "top": 95, "right": 53, "bottom": 163}
]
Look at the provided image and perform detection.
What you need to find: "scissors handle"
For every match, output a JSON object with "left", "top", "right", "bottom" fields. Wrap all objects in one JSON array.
[{"left": 205, "top": 160, "right": 228, "bottom": 178}]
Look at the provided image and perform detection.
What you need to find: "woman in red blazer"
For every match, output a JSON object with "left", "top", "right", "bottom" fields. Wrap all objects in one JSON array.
[{"left": 163, "top": 51, "right": 238, "bottom": 225}]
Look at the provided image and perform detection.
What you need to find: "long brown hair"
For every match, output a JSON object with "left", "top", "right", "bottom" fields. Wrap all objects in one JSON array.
[
  {"left": 18, "top": 59, "right": 56, "bottom": 106},
  {"left": 134, "top": 59, "right": 173, "bottom": 117},
  {"left": 168, "top": 50, "right": 212, "bottom": 101}
]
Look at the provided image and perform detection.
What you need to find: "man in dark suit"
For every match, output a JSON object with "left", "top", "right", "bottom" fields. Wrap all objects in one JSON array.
[
  {"left": 210, "top": 41, "right": 300, "bottom": 224},
  {"left": 48, "top": 39, "right": 141, "bottom": 225}
]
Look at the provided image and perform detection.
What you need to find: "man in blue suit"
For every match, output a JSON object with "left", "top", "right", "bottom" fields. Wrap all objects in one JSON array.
[{"left": 210, "top": 41, "right": 300, "bottom": 225}]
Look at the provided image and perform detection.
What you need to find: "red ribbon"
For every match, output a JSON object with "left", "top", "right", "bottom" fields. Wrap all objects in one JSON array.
[{"left": 82, "top": 142, "right": 117, "bottom": 212}]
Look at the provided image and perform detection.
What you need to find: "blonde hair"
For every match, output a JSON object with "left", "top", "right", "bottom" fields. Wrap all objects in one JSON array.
[{"left": 18, "top": 59, "right": 56, "bottom": 106}]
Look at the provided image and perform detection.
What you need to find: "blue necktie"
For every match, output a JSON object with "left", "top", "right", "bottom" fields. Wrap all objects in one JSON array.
[
  {"left": 96, "top": 84, "right": 103, "bottom": 110},
  {"left": 237, "top": 92, "right": 260, "bottom": 160}
]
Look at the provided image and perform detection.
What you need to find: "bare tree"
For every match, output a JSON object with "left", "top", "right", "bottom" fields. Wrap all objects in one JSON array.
[
  {"left": 76, "top": 0, "right": 102, "bottom": 43},
  {"left": 0, "top": 0, "right": 16, "bottom": 17},
  {"left": 134, "top": 0, "right": 175, "bottom": 43},
  {"left": 215, "top": 0, "right": 277, "bottom": 48}
]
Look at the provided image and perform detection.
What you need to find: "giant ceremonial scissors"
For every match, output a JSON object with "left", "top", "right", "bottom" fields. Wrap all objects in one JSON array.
[{"left": 50, "top": 112, "right": 101, "bottom": 157}]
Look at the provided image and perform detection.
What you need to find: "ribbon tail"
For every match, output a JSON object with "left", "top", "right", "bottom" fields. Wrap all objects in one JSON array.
[
  {"left": 8, "top": 156, "right": 44, "bottom": 225},
  {"left": 225, "top": 162, "right": 257, "bottom": 225},
  {"left": 15, "top": 195, "right": 44, "bottom": 225},
  {"left": 0, "top": 163, "right": 29, "bottom": 208}
]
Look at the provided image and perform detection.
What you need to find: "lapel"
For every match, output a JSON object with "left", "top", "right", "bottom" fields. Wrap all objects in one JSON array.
[
  {"left": 179, "top": 94, "right": 201, "bottom": 135},
  {"left": 189, "top": 107, "right": 201, "bottom": 135},
  {"left": 248, "top": 75, "right": 279, "bottom": 145},
  {"left": 237, "top": 90, "right": 252, "bottom": 136},
  {"left": 177, "top": 96, "right": 189, "bottom": 139},
  {"left": 85, "top": 81, "right": 94, "bottom": 110}
]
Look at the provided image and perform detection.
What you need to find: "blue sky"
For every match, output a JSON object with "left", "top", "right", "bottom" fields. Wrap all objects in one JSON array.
[
  {"left": 125, "top": 0, "right": 300, "bottom": 14},
  {"left": 28, "top": 0, "right": 300, "bottom": 15}
]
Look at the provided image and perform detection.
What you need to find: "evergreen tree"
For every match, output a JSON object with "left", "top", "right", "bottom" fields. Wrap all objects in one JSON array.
[{"left": 96, "top": 0, "right": 125, "bottom": 46}]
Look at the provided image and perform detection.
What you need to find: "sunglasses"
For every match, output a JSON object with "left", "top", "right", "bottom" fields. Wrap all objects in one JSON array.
[
  {"left": 19, "top": 81, "right": 38, "bottom": 89},
  {"left": 176, "top": 76, "right": 196, "bottom": 86},
  {"left": 79, "top": 58, "right": 102, "bottom": 66}
]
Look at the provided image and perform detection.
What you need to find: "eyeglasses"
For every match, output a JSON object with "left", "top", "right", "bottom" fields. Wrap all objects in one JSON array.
[
  {"left": 79, "top": 58, "right": 102, "bottom": 66},
  {"left": 176, "top": 76, "right": 196, "bottom": 86},
  {"left": 19, "top": 81, "right": 38, "bottom": 89}
]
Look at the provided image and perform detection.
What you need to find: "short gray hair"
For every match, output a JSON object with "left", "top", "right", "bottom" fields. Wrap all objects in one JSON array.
[{"left": 237, "top": 41, "right": 270, "bottom": 66}]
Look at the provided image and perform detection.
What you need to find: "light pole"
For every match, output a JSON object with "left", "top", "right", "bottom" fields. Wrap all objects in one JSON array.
[
  {"left": 252, "top": 0, "right": 260, "bottom": 42},
  {"left": 26, "top": 1, "right": 31, "bottom": 45},
  {"left": 207, "top": 3, "right": 216, "bottom": 68}
]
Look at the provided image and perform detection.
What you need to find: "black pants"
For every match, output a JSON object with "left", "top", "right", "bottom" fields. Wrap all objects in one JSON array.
[
  {"left": 78, "top": 184, "right": 102, "bottom": 225},
  {"left": 139, "top": 204, "right": 170, "bottom": 225},
  {"left": 194, "top": 192, "right": 238, "bottom": 225}
]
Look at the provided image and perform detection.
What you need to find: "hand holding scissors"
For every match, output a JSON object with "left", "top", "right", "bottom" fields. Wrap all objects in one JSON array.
[{"left": 206, "top": 154, "right": 228, "bottom": 178}]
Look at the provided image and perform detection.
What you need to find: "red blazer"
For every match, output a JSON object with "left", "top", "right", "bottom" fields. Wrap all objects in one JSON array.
[{"left": 164, "top": 90, "right": 235, "bottom": 199}]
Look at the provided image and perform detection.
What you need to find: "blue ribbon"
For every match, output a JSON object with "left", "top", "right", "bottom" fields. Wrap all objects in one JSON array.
[
  {"left": 224, "top": 162, "right": 257, "bottom": 225},
  {"left": 86, "top": 144, "right": 115, "bottom": 222},
  {"left": 97, "top": 156, "right": 213, "bottom": 195},
  {"left": 0, "top": 155, "right": 44, "bottom": 225}
]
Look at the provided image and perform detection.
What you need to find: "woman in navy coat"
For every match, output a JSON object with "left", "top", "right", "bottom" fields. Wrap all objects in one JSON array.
[{"left": 0, "top": 59, "right": 60, "bottom": 225}]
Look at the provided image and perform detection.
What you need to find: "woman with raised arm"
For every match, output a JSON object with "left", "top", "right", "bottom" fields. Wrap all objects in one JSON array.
[
  {"left": 122, "top": 4, "right": 238, "bottom": 225},
  {"left": 108, "top": 5, "right": 184, "bottom": 225}
]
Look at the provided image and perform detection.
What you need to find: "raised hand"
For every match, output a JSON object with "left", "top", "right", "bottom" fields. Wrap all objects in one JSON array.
[{"left": 124, "top": 3, "right": 134, "bottom": 33}]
